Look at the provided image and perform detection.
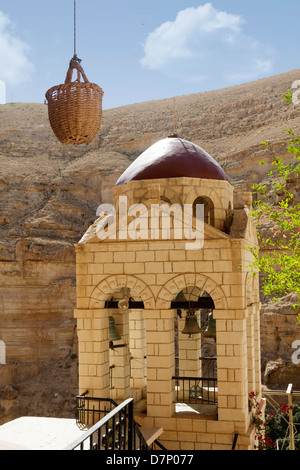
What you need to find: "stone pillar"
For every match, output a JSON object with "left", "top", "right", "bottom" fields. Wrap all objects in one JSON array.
[
  {"left": 75, "top": 308, "right": 110, "bottom": 398},
  {"left": 246, "top": 310, "right": 256, "bottom": 394},
  {"left": 253, "top": 304, "right": 262, "bottom": 397},
  {"left": 144, "top": 309, "right": 176, "bottom": 418},
  {"left": 215, "top": 310, "right": 249, "bottom": 433}
]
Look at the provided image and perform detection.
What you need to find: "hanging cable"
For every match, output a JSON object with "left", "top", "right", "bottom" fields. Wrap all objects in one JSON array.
[
  {"left": 72, "top": 0, "right": 81, "bottom": 64},
  {"left": 74, "top": 0, "right": 76, "bottom": 57}
]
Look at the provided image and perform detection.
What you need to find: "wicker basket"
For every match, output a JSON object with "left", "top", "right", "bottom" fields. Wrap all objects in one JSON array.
[{"left": 46, "top": 60, "right": 104, "bottom": 145}]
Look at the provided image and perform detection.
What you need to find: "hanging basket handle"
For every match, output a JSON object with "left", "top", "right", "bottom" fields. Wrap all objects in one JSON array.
[{"left": 65, "top": 59, "right": 89, "bottom": 84}]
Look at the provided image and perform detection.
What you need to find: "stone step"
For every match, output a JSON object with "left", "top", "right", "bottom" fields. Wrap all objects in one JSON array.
[{"left": 138, "top": 427, "right": 163, "bottom": 447}]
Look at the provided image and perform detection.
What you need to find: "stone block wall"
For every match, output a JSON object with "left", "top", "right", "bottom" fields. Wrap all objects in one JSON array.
[{"left": 135, "top": 413, "right": 256, "bottom": 450}]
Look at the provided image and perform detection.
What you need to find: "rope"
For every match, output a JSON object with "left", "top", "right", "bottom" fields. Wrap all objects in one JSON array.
[
  {"left": 74, "top": 0, "right": 76, "bottom": 57},
  {"left": 72, "top": 0, "right": 81, "bottom": 64}
]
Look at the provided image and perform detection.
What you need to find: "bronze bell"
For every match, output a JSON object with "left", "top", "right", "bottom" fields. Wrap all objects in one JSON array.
[
  {"left": 182, "top": 311, "right": 202, "bottom": 338},
  {"left": 109, "top": 316, "right": 121, "bottom": 342},
  {"left": 109, "top": 316, "right": 127, "bottom": 350},
  {"left": 203, "top": 312, "right": 216, "bottom": 340}
]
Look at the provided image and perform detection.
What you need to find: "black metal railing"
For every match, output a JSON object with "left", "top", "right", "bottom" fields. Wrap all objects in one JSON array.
[
  {"left": 173, "top": 376, "right": 218, "bottom": 405},
  {"left": 67, "top": 398, "right": 149, "bottom": 450},
  {"left": 71, "top": 395, "right": 167, "bottom": 450},
  {"left": 173, "top": 356, "right": 217, "bottom": 405},
  {"left": 76, "top": 393, "right": 118, "bottom": 426}
]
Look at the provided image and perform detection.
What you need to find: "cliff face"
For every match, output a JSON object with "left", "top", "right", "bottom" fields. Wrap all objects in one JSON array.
[
  {"left": 0, "top": 104, "right": 130, "bottom": 371},
  {"left": 0, "top": 68, "right": 300, "bottom": 418}
]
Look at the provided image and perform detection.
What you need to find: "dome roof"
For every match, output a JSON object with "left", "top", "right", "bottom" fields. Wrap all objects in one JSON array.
[{"left": 116, "top": 135, "right": 228, "bottom": 186}]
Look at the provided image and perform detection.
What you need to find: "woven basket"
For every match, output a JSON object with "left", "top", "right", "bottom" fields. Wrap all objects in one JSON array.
[{"left": 46, "top": 61, "right": 104, "bottom": 145}]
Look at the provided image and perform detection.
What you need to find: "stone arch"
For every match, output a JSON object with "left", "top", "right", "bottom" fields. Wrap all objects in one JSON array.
[
  {"left": 185, "top": 186, "right": 223, "bottom": 209},
  {"left": 156, "top": 273, "right": 228, "bottom": 310},
  {"left": 0, "top": 341, "right": 6, "bottom": 365},
  {"left": 89, "top": 275, "right": 155, "bottom": 309},
  {"left": 193, "top": 195, "right": 215, "bottom": 226},
  {"left": 185, "top": 186, "right": 224, "bottom": 229}
]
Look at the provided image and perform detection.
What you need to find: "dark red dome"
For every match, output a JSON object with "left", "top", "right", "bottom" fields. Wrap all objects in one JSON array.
[{"left": 116, "top": 135, "right": 228, "bottom": 186}]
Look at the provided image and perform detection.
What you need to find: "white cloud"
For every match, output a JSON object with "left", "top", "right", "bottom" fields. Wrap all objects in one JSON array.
[
  {"left": 0, "top": 11, "right": 34, "bottom": 86},
  {"left": 140, "top": 3, "right": 274, "bottom": 85},
  {"left": 226, "top": 59, "right": 274, "bottom": 83}
]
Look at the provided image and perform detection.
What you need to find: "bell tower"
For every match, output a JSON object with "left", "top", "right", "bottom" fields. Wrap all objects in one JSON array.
[{"left": 75, "top": 135, "right": 263, "bottom": 450}]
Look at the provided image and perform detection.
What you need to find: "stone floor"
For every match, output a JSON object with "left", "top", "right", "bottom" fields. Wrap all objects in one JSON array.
[
  {"left": 175, "top": 402, "right": 218, "bottom": 419},
  {"left": 0, "top": 417, "right": 89, "bottom": 450}
]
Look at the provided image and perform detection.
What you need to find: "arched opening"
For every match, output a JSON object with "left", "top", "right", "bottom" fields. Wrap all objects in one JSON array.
[
  {"left": 105, "top": 287, "right": 147, "bottom": 403},
  {"left": 193, "top": 196, "right": 215, "bottom": 226},
  {"left": 87, "top": 275, "right": 154, "bottom": 403},
  {"left": 172, "top": 287, "right": 217, "bottom": 413}
]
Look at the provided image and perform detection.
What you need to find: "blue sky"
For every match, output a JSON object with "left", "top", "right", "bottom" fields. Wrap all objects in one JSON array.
[{"left": 0, "top": 1, "right": 300, "bottom": 109}]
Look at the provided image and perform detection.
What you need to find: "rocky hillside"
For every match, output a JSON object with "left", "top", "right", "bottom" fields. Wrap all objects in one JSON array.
[{"left": 1, "top": 68, "right": 300, "bottom": 421}]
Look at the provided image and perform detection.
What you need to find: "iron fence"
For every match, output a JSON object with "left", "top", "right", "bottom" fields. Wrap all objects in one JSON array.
[
  {"left": 173, "top": 375, "right": 217, "bottom": 405},
  {"left": 71, "top": 395, "right": 167, "bottom": 450},
  {"left": 67, "top": 398, "right": 145, "bottom": 450},
  {"left": 173, "top": 356, "right": 217, "bottom": 405},
  {"left": 75, "top": 393, "right": 118, "bottom": 426}
]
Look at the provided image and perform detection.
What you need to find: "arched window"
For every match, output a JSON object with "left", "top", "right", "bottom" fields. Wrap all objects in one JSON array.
[
  {"left": 0, "top": 341, "right": 6, "bottom": 365},
  {"left": 193, "top": 196, "right": 215, "bottom": 226}
]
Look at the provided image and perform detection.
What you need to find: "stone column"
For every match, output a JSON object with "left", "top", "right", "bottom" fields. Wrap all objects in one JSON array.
[
  {"left": 75, "top": 308, "right": 110, "bottom": 398},
  {"left": 253, "top": 303, "right": 262, "bottom": 397},
  {"left": 246, "top": 310, "right": 256, "bottom": 394},
  {"left": 144, "top": 309, "right": 176, "bottom": 418},
  {"left": 215, "top": 310, "right": 249, "bottom": 433}
]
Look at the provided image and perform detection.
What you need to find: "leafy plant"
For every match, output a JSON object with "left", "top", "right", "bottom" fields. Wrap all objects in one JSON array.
[
  {"left": 283, "top": 89, "right": 293, "bottom": 104},
  {"left": 249, "top": 126, "right": 300, "bottom": 323}
]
